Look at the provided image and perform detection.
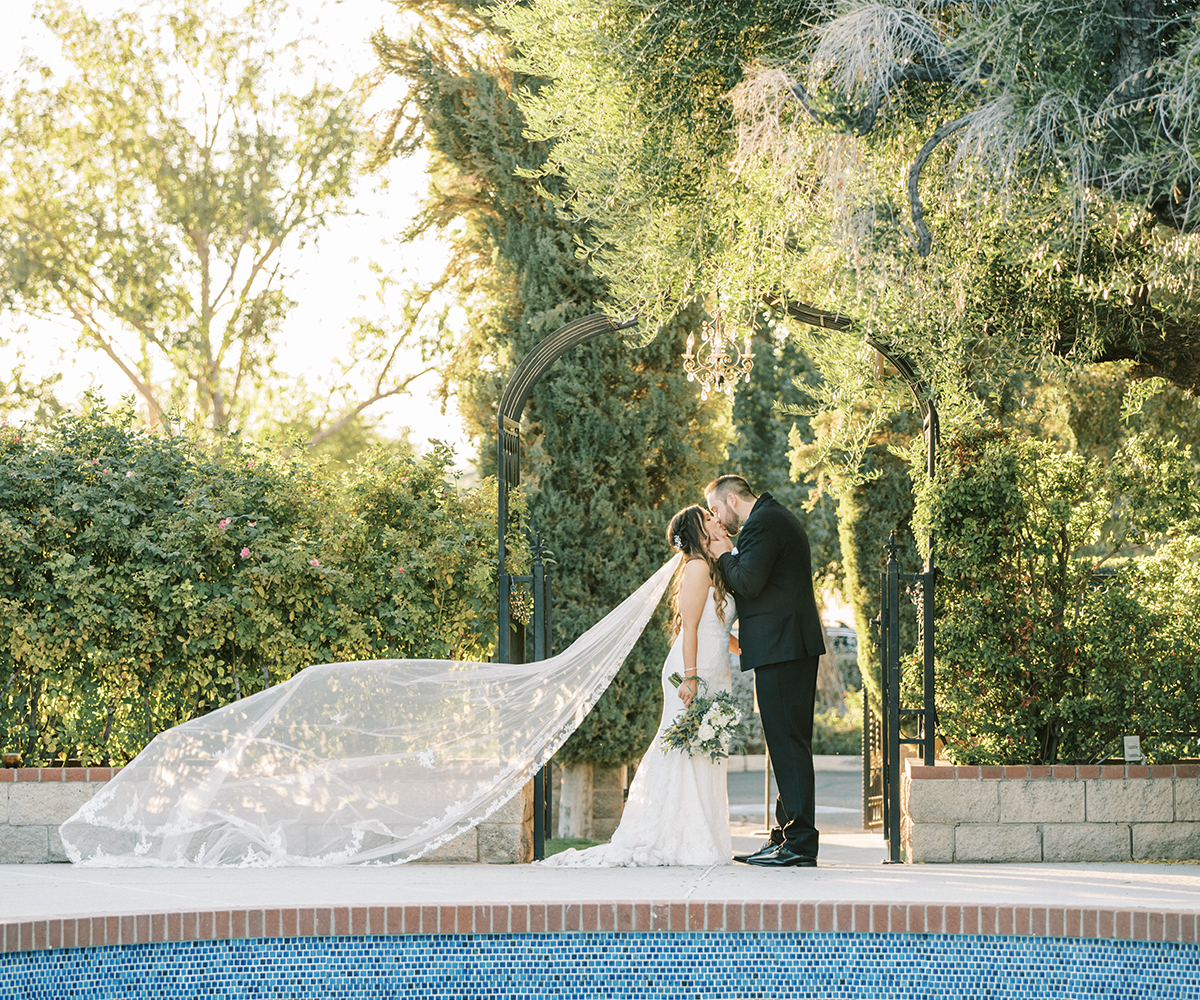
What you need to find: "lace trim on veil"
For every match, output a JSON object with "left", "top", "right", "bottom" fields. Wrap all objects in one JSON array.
[{"left": 59, "top": 554, "right": 682, "bottom": 867}]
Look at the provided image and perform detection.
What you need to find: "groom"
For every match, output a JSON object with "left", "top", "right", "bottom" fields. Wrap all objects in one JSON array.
[{"left": 704, "top": 475, "right": 825, "bottom": 868}]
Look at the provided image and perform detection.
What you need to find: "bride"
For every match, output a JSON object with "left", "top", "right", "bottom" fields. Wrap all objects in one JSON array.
[{"left": 540, "top": 505, "right": 738, "bottom": 867}]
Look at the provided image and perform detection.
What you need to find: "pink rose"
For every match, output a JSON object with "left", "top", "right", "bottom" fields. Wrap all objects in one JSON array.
[
  {"left": 248, "top": 521, "right": 256, "bottom": 527},
  {"left": 310, "top": 558, "right": 319, "bottom": 566},
  {"left": 219, "top": 518, "right": 231, "bottom": 530},
  {"left": 240, "top": 547, "right": 250, "bottom": 558},
  {"left": 125, "top": 470, "right": 135, "bottom": 478}
]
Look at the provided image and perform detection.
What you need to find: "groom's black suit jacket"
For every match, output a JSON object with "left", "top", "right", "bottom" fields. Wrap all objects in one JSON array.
[{"left": 716, "top": 493, "right": 826, "bottom": 672}]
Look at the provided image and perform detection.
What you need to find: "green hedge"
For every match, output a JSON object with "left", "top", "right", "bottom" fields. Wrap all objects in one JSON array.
[
  {"left": 915, "top": 425, "right": 1200, "bottom": 765},
  {"left": 0, "top": 408, "right": 520, "bottom": 765}
]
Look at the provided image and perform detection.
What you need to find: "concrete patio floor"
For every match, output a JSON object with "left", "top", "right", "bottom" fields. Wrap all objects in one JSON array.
[{"left": 1, "top": 843, "right": 1197, "bottom": 924}]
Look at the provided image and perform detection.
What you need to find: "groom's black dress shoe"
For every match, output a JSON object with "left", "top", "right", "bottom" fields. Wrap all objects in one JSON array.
[
  {"left": 743, "top": 844, "right": 817, "bottom": 868},
  {"left": 733, "top": 839, "right": 782, "bottom": 864}
]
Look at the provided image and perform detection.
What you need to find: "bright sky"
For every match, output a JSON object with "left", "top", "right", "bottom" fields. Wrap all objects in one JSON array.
[{"left": 0, "top": 0, "right": 474, "bottom": 465}]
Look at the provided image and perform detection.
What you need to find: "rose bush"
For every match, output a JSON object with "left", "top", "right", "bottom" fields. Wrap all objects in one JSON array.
[{"left": 0, "top": 406, "right": 521, "bottom": 765}]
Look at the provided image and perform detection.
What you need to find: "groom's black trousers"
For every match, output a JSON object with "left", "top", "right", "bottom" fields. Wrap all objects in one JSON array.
[{"left": 754, "top": 655, "right": 820, "bottom": 859}]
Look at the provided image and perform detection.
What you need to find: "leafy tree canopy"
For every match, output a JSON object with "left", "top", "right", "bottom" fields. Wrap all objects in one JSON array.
[
  {"left": 0, "top": 0, "right": 431, "bottom": 446},
  {"left": 497, "top": 0, "right": 1200, "bottom": 463}
]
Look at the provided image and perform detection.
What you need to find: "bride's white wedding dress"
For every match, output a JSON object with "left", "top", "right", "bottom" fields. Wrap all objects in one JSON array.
[{"left": 540, "top": 589, "right": 735, "bottom": 867}]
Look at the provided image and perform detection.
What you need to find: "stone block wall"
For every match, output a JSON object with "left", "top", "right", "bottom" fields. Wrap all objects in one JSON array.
[
  {"left": 552, "top": 762, "right": 628, "bottom": 840},
  {"left": 0, "top": 768, "right": 113, "bottom": 863},
  {"left": 902, "top": 760, "right": 1200, "bottom": 863},
  {"left": 422, "top": 780, "right": 534, "bottom": 864},
  {"left": 0, "top": 768, "right": 534, "bottom": 865}
]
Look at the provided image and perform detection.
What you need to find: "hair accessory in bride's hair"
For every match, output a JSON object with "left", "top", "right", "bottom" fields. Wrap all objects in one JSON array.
[{"left": 672, "top": 534, "right": 683, "bottom": 550}]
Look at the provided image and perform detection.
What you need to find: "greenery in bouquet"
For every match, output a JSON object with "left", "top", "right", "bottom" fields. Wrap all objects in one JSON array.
[{"left": 660, "top": 674, "right": 743, "bottom": 763}]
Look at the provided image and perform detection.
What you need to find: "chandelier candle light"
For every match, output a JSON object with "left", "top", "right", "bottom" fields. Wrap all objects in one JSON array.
[{"left": 682, "top": 307, "right": 755, "bottom": 400}]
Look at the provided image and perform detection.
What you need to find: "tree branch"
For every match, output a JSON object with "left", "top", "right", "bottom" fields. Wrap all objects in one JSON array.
[
  {"left": 786, "top": 80, "right": 827, "bottom": 127},
  {"left": 1050, "top": 304, "right": 1200, "bottom": 395},
  {"left": 909, "top": 114, "right": 972, "bottom": 256},
  {"left": 790, "top": 57, "right": 963, "bottom": 137},
  {"left": 60, "top": 297, "right": 168, "bottom": 429},
  {"left": 306, "top": 366, "right": 435, "bottom": 448}
]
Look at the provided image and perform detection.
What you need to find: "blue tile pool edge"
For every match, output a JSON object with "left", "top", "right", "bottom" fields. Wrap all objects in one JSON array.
[{"left": 2, "top": 931, "right": 1199, "bottom": 999}]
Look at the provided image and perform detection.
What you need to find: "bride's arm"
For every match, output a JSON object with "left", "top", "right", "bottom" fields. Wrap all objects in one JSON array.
[{"left": 677, "top": 559, "right": 710, "bottom": 707}]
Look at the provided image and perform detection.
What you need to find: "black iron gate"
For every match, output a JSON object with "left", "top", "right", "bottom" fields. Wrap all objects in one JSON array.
[
  {"left": 864, "top": 532, "right": 937, "bottom": 863},
  {"left": 856, "top": 341, "right": 940, "bottom": 864},
  {"left": 862, "top": 705, "right": 884, "bottom": 833},
  {"left": 499, "top": 538, "right": 554, "bottom": 859}
]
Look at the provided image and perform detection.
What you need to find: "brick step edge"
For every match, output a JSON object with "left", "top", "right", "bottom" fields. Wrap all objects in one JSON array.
[
  {"left": 0, "top": 768, "right": 122, "bottom": 783},
  {"left": 2, "top": 900, "right": 1197, "bottom": 953}
]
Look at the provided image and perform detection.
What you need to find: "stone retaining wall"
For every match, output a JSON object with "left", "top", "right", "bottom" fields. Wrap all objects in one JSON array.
[
  {"left": 902, "top": 760, "right": 1200, "bottom": 863},
  {"left": 551, "top": 762, "right": 628, "bottom": 841},
  {"left": 0, "top": 768, "right": 533, "bottom": 865}
]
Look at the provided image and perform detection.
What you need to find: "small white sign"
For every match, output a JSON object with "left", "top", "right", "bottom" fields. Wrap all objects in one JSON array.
[{"left": 1123, "top": 735, "right": 1143, "bottom": 763}]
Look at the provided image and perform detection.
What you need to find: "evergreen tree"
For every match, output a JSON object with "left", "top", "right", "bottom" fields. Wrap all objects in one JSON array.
[
  {"left": 372, "top": 2, "right": 728, "bottom": 767},
  {"left": 726, "top": 322, "right": 841, "bottom": 589}
]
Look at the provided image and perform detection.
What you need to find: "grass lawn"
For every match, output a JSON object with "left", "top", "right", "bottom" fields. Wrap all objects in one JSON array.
[{"left": 543, "top": 837, "right": 603, "bottom": 857}]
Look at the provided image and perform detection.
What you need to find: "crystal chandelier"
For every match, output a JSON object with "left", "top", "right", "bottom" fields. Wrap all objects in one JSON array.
[{"left": 682, "top": 302, "right": 755, "bottom": 401}]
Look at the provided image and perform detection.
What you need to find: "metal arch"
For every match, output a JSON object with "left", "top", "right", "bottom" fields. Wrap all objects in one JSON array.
[
  {"left": 498, "top": 313, "right": 637, "bottom": 428},
  {"left": 494, "top": 312, "right": 638, "bottom": 860},
  {"left": 759, "top": 296, "right": 938, "bottom": 477},
  {"left": 497, "top": 313, "right": 635, "bottom": 520},
  {"left": 496, "top": 311, "right": 637, "bottom": 623},
  {"left": 866, "top": 337, "right": 940, "bottom": 481}
]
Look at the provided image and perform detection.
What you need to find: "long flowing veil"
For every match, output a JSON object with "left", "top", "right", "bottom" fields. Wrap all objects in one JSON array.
[{"left": 60, "top": 554, "right": 682, "bottom": 867}]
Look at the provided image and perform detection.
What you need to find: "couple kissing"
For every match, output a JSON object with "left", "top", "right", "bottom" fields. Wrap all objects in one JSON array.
[{"left": 540, "top": 474, "right": 825, "bottom": 869}]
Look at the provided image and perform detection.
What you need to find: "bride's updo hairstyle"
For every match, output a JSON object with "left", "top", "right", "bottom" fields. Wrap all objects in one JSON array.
[{"left": 665, "top": 504, "right": 728, "bottom": 637}]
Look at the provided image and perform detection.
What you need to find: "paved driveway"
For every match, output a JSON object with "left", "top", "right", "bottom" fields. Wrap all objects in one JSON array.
[
  {"left": 727, "top": 757, "right": 884, "bottom": 864},
  {"left": 728, "top": 769, "right": 863, "bottom": 831}
]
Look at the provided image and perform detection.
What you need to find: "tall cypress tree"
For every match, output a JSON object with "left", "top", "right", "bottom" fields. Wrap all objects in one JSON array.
[
  {"left": 726, "top": 322, "right": 841, "bottom": 588},
  {"left": 372, "top": 3, "right": 728, "bottom": 767}
]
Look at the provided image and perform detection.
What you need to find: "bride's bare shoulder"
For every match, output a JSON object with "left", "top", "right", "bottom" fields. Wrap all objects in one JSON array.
[{"left": 680, "top": 557, "right": 713, "bottom": 589}]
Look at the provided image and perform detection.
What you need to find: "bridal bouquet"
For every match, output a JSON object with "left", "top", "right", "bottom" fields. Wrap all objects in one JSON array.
[{"left": 660, "top": 674, "right": 743, "bottom": 762}]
